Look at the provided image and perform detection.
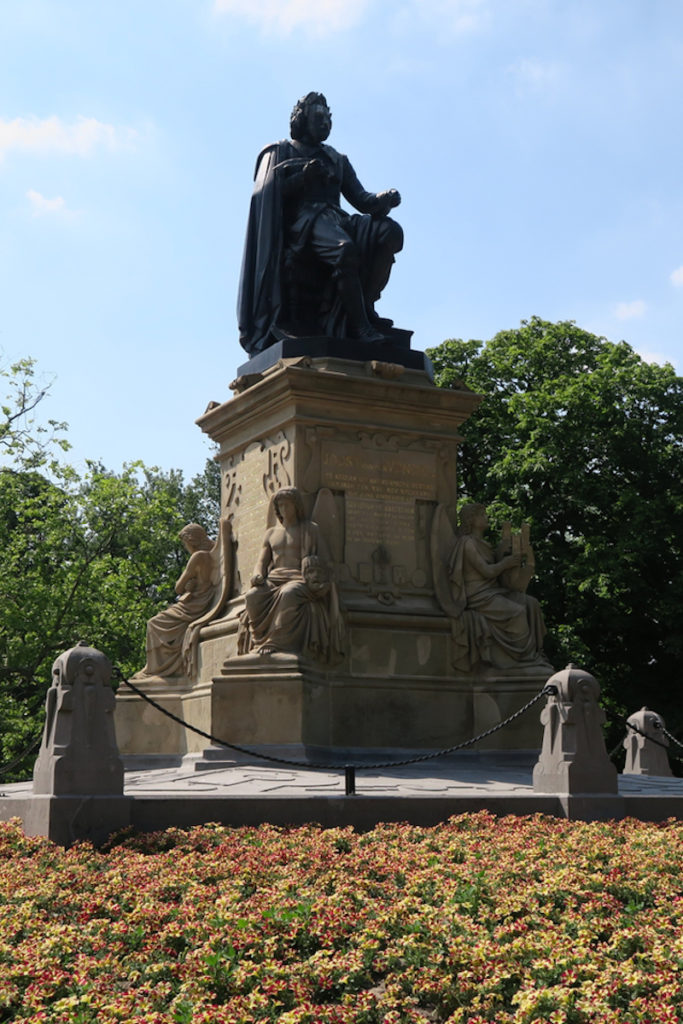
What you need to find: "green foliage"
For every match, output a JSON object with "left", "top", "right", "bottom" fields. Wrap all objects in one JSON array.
[
  {"left": 0, "top": 357, "right": 220, "bottom": 779},
  {"left": 0, "top": 357, "right": 70, "bottom": 470},
  {"left": 427, "top": 317, "right": 683, "bottom": 742}
]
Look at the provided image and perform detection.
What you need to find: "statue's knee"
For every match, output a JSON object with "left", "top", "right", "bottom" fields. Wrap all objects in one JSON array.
[
  {"left": 334, "top": 240, "right": 360, "bottom": 272},
  {"left": 382, "top": 218, "right": 403, "bottom": 254}
]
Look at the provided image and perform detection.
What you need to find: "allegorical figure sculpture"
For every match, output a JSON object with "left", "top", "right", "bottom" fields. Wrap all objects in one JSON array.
[
  {"left": 431, "top": 503, "right": 548, "bottom": 671},
  {"left": 238, "top": 487, "right": 344, "bottom": 662},
  {"left": 138, "top": 519, "right": 232, "bottom": 679},
  {"left": 238, "top": 91, "right": 403, "bottom": 355}
]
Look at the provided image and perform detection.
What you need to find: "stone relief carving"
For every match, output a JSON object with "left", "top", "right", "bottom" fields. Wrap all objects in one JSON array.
[
  {"left": 136, "top": 518, "right": 233, "bottom": 680},
  {"left": 263, "top": 434, "right": 293, "bottom": 496},
  {"left": 237, "top": 487, "right": 344, "bottom": 663},
  {"left": 431, "top": 502, "right": 549, "bottom": 672}
]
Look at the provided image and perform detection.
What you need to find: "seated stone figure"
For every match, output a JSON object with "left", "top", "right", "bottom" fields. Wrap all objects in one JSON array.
[
  {"left": 137, "top": 521, "right": 230, "bottom": 679},
  {"left": 238, "top": 91, "right": 403, "bottom": 354},
  {"left": 431, "top": 502, "right": 548, "bottom": 672},
  {"left": 238, "top": 487, "right": 344, "bottom": 662}
]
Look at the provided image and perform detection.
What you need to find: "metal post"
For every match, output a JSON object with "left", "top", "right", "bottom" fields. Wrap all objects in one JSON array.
[{"left": 344, "top": 766, "right": 356, "bottom": 795}]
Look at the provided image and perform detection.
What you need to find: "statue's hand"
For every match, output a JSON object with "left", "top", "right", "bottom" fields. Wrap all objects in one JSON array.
[
  {"left": 304, "top": 159, "right": 327, "bottom": 183},
  {"left": 378, "top": 188, "right": 401, "bottom": 209},
  {"left": 250, "top": 573, "right": 265, "bottom": 587},
  {"left": 502, "top": 553, "right": 522, "bottom": 571}
]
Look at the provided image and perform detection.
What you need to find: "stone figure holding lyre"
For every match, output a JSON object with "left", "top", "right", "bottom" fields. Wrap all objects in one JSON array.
[{"left": 431, "top": 502, "right": 548, "bottom": 672}]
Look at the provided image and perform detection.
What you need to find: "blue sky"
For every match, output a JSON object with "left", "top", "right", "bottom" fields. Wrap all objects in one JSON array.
[{"left": 2, "top": 0, "right": 682, "bottom": 481}]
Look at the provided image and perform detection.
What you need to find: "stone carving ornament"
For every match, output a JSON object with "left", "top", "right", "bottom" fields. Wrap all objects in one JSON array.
[
  {"left": 238, "top": 91, "right": 403, "bottom": 353},
  {"left": 137, "top": 518, "right": 233, "bottom": 680},
  {"left": 238, "top": 487, "right": 344, "bottom": 663},
  {"left": 431, "top": 502, "right": 548, "bottom": 671}
]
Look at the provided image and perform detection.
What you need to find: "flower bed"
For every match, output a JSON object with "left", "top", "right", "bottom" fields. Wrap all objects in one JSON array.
[{"left": 0, "top": 813, "right": 681, "bottom": 1023}]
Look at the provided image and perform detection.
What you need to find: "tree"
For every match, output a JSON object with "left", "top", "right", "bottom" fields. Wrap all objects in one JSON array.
[
  {"left": 1, "top": 357, "right": 69, "bottom": 469},
  {"left": 427, "top": 318, "right": 683, "bottom": 745},
  {"left": 0, "top": 358, "right": 221, "bottom": 778}
]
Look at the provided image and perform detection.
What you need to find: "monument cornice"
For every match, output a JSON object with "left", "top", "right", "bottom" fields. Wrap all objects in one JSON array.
[{"left": 196, "top": 362, "right": 482, "bottom": 451}]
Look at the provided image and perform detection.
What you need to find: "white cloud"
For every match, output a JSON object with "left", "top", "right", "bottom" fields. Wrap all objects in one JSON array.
[
  {"left": 415, "top": 0, "right": 490, "bottom": 34},
  {"left": 615, "top": 299, "right": 646, "bottom": 321},
  {"left": 213, "top": 0, "right": 371, "bottom": 35},
  {"left": 393, "top": 0, "right": 490, "bottom": 36},
  {"left": 507, "top": 57, "right": 563, "bottom": 91},
  {"left": 213, "top": 0, "right": 492, "bottom": 37},
  {"left": 670, "top": 265, "right": 683, "bottom": 288},
  {"left": 26, "top": 189, "right": 68, "bottom": 216},
  {"left": 635, "top": 348, "right": 668, "bottom": 366},
  {"left": 0, "top": 115, "right": 136, "bottom": 161}
]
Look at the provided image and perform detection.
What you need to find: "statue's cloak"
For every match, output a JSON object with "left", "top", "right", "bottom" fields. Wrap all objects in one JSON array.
[
  {"left": 237, "top": 139, "right": 385, "bottom": 355},
  {"left": 237, "top": 141, "right": 285, "bottom": 356}
]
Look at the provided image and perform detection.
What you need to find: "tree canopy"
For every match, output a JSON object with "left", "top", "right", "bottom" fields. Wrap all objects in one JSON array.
[
  {"left": 0, "top": 358, "right": 220, "bottom": 778},
  {"left": 428, "top": 317, "right": 683, "bottom": 742}
]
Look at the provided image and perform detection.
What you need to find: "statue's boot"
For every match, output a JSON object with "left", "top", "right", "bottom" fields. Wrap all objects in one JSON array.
[
  {"left": 336, "top": 271, "right": 385, "bottom": 343},
  {"left": 363, "top": 250, "right": 396, "bottom": 329}
]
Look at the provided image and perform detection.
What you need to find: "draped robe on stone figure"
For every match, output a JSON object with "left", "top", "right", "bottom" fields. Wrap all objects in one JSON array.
[
  {"left": 448, "top": 534, "right": 547, "bottom": 671},
  {"left": 243, "top": 521, "right": 344, "bottom": 663}
]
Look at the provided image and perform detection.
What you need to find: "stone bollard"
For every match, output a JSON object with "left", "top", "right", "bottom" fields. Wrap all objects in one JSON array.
[
  {"left": 33, "top": 643, "right": 124, "bottom": 795},
  {"left": 622, "top": 707, "right": 672, "bottom": 777},
  {"left": 3, "top": 643, "right": 131, "bottom": 846},
  {"left": 533, "top": 664, "right": 618, "bottom": 802}
]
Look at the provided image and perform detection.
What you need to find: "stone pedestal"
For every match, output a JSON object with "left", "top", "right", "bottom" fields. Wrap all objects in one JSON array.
[
  {"left": 533, "top": 664, "right": 618, "bottom": 794},
  {"left": 116, "top": 351, "right": 551, "bottom": 758},
  {"left": 623, "top": 707, "right": 673, "bottom": 777},
  {"left": 4, "top": 644, "right": 132, "bottom": 846}
]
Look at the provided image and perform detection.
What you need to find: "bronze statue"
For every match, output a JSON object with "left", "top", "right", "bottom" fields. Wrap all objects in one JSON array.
[
  {"left": 431, "top": 503, "right": 548, "bottom": 671},
  {"left": 238, "top": 487, "right": 344, "bottom": 662},
  {"left": 238, "top": 92, "right": 403, "bottom": 355}
]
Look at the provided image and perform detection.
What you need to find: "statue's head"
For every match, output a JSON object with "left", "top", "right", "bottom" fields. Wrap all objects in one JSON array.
[
  {"left": 273, "top": 487, "right": 306, "bottom": 523},
  {"left": 459, "top": 503, "right": 488, "bottom": 535},
  {"left": 290, "top": 92, "right": 332, "bottom": 142},
  {"left": 302, "top": 554, "right": 330, "bottom": 593},
  {"left": 179, "top": 523, "right": 212, "bottom": 552}
]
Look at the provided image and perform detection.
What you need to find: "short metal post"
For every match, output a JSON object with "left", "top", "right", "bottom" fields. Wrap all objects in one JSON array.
[{"left": 344, "top": 766, "right": 356, "bottom": 795}]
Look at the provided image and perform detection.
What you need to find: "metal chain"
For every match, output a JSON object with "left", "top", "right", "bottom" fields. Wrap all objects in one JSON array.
[
  {"left": 662, "top": 726, "right": 683, "bottom": 752},
  {"left": 115, "top": 669, "right": 552, "bottom": 772},
  {"left": 603, "top": 706, "right": 673, "bottom": 752}
]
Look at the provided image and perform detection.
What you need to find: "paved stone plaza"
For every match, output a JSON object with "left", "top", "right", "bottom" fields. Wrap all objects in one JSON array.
[{"left": 4, "top": 753, "right": 682, "bottom": 837}]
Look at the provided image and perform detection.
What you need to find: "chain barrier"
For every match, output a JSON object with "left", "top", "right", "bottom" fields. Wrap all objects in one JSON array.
[
  {"left": 0, "top": 734, "right": 42, "bottom": 778},
  {"left": 662, "top": 726, "right": 683, "bottom": 753},
  {"left": 604, "top": 707, "right": 683, "bottom": 767},
  {"left": 115, "top": 669, "right": 552, "bottom": 792}
]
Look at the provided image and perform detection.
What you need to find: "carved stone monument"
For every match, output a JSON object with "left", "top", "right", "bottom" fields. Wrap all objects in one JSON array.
[
  {"left": 4, "top": 644, "right": 133, "bottom": 846},
  {"left": 623, "top": 707, "right": 672, "bottom": 777},
  {"left": 115, "top": 93, "right": 552, "bottom": 760},
  {"left": 533, "top": 664, "right": 617, "bottom": 794}
]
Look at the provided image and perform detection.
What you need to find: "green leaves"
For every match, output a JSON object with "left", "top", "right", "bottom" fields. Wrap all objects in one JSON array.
[
  {"left": 0, "top": 358, "right": 221, "bottom": 778},
  {"left": 428, "top": 317, "right": 683, "bottom": 743}
]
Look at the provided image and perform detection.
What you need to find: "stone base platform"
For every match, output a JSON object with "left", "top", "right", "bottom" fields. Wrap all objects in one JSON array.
[
  {"left": 115, "top": 654, "right": 551, "bottom": 757},
  {"left": 2, "top": 755, "right": 682, "bottom": 845}
]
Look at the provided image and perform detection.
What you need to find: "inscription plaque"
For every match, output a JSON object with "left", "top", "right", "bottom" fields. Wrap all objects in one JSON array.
[
  {"left": 321, "top": 444, "right": 435, "bottom": 502},
  {"left": 346, "top": 496, "right": 414, "bottom": 545},
  {"left": 321, "top": 442, "right": 436, "bottom": 584}
]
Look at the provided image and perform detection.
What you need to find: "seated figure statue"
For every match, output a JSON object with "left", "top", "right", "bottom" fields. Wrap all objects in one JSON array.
[
  {"left": 238, "top": 91, "right": 403, "bottom": 354},
  {"left": 137, "top": 520, "right": 231, "bottom": 679},
  {"left": 431, "top": 502, "right": 548, "bottom": 672},
  {"left": 238, "top": 487, "right": 344, "bottom": 662}
]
